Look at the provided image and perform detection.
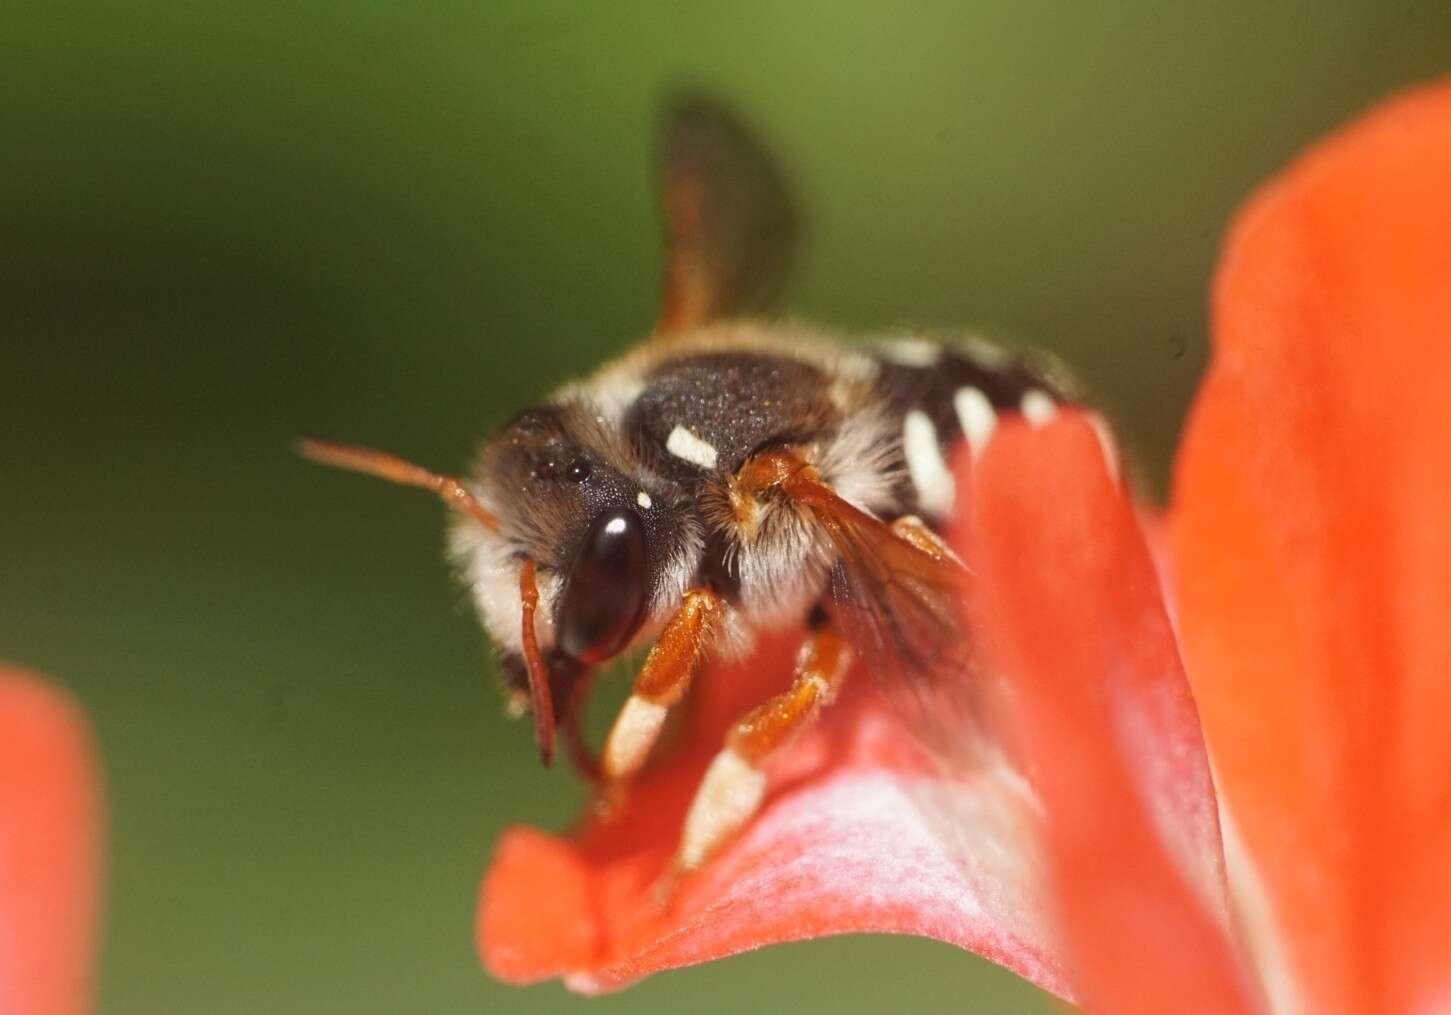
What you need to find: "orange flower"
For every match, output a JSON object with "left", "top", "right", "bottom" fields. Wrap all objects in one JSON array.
[
  {"left": 1173, "top": 78, "right": 1451, "bottom": 1012},
  {"left": 480, "top": 77, "right": 1451, "bottom": 1011},
  {"left": 0, "top": 668, "right": 102, "bottom": 1015}
]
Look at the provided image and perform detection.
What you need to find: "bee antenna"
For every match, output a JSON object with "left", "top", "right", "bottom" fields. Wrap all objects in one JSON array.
[{"left": 295, "top": 438, "right": 498, "bottom": 532}]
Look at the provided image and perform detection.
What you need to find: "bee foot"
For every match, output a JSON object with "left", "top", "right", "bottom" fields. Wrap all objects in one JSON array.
[
  {"left": 647, "top": 861, "right": 686, "bottom": 909},
  {"left": 588, "top": 779, "right": 630, "bottom": 823}
]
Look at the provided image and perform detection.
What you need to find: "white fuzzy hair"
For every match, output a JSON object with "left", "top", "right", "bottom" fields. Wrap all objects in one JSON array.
[{"left": 448, "top": 321, "right": 906, "bottom": 665}]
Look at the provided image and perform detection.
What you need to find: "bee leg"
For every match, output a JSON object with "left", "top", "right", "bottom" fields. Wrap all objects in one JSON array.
[
  {"left": 561, "top": 666, "right": 602, "bottom": 781},
  {"left": 599, "top": 587, "right": 722, "bottom": 801},
  {"left": 672, "top": 626, "right": 853, "bottom": 874},
  {"left": 890, "top": 514, "right": 961, "bottom": 565}
]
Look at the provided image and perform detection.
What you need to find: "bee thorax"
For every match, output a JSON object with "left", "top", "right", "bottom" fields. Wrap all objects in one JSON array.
[{"left": 452, "top": 323, "right": 1070, "bottom": 674}]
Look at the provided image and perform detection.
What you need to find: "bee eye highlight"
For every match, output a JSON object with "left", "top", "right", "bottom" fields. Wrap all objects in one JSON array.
[{"left": 556, "top": 508, "right": 648, "bottom": 664}]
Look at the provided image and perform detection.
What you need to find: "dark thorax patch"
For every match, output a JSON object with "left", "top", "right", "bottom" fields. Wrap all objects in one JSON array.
[{"left": 625, "top": 352, "right": 838, "bottom": 480}]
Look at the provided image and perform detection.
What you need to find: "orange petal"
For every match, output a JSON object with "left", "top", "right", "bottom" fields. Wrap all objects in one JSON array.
[
  {"left": 1172, "top": 77, "right": 1451, "bottom": 1011},
  {"left": 479, "top": 411, "right": 1239, "bottom": 1002},
  {"left": 478, "top": 631, "right": 1072, "bottom": 996},
  {"left": 970, "top": 414, "right": 1256, "bottom": 1015},
  {"left": 0, "top": 668, "right": 102, "bottom": 1015}
]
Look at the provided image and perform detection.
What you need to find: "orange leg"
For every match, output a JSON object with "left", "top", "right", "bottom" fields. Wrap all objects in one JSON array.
[
  {"left": 599, "top": 588, "right": 722, "bottom": 794},
  {"left": 890, "top": 514, "right": 960, "bottom": 565},
  {"left": 673, "top": 626, "right": 853, "bottom": 873}
]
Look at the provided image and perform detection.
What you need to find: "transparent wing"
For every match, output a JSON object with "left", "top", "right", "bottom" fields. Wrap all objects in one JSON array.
[
  {"left": 786, "top": 475, "right": 983, "bottom": 768},
  {"left": 653, "top": 94, "right": 799, "bottom": 335}
]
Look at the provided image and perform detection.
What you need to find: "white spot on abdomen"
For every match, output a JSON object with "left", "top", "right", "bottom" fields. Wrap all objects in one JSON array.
[
  {"left": 903, "top": 410, "right": 955, "bottom": 516},
  {"left": 958, "top": 334, "right": 1016, "bottom": 370},
  {"left": 953, "top": 386, "right": 997, "bottom": 456},
  {"left": 666, "top": 425, "right": 719, "bottom": 470},
  {"left": 1020, "top": 388, "right": 1057, "bottom": 427}
]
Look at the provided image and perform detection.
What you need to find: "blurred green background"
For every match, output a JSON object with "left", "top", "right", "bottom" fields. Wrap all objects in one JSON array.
[{"left": 3, "top": 3, "right": 1448, "bottom": 1012}]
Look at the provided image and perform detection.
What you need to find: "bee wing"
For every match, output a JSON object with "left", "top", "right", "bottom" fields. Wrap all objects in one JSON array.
[
  {"left": 653, "top": 94, "right": 799, "bottom": 335},
  {"left": 787, "top": 477, "right": 982, "bottom": 767}
]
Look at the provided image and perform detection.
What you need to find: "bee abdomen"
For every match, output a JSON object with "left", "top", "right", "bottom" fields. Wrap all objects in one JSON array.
[{"left": 868, "top": 335, "right": 1071, "bottom": 521}]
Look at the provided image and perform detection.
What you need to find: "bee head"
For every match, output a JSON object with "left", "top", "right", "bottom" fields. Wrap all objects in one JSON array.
[{"left": 456, "top": 401, "right": 694, "bottom": 687}]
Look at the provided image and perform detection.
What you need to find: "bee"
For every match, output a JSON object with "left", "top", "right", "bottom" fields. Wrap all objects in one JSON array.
[{"left": 301, "top": 96, "right": 1073, "bottom": 876}]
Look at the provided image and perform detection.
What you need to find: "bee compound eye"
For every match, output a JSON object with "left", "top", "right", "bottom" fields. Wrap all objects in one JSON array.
[{"left": 556, "top": 508, "right": 649, "bottom": 664}]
